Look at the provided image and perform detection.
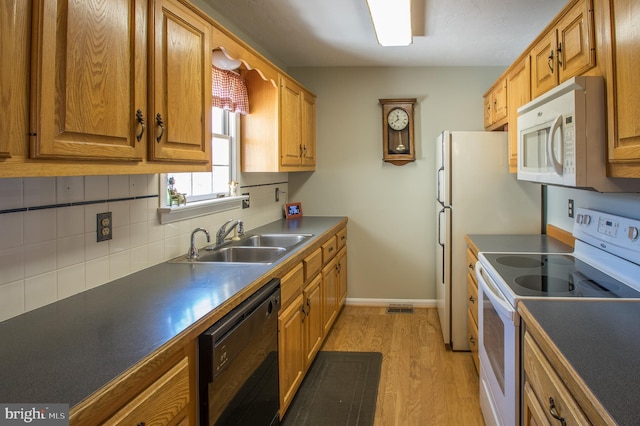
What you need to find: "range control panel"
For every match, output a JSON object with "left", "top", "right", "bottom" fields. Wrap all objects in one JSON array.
[{"left": 573, "top": 208, "right": 640, "bottom": 263}]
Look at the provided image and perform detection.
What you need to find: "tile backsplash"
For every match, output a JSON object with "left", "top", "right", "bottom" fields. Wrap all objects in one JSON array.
[{"left": 0, "top": 175, "right": 287, "bottom": 322}]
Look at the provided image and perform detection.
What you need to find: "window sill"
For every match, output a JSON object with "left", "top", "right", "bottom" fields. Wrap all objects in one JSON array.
[{"left": 157, "top": 195, "right": 248, "bottom": 224}]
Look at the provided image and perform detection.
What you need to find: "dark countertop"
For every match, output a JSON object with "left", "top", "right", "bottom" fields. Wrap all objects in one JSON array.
[
  {"left": 520, "top": 300, "right": 640, "bottom": 424},
  {"left": 0, "top": 216, "right": 345, "bottom": 407},
  {"left": 466, "top": 234, "right": 573, "bottom": 254}
]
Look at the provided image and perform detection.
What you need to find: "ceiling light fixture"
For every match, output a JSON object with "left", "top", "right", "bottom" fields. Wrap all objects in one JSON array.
[{"left": 366, "top": 0, "right": 412, "bottom": 46}]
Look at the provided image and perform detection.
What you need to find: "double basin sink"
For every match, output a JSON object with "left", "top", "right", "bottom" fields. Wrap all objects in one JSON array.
[{"left": 170, "top": 233, "right": 313, "bottom": 264}]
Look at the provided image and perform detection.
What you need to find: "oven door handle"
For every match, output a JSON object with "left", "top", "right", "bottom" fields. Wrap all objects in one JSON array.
[{"left": 476, "top": 262, "right": 516, "bottom": 323}]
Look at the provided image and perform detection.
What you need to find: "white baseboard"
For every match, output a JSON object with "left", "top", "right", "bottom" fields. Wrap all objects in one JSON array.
[{"left": 345, "top": 298, "right": 437, "bottom": 308}]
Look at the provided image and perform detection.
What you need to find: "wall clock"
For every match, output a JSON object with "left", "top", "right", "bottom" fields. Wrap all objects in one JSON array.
[{"left": 379, "top": 98, "right": 416, "bottom": 165}]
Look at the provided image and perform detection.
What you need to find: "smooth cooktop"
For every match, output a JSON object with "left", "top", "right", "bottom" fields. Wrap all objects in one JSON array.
[{"left": 482, "top": 253, "right": 640, "bottom": 299}]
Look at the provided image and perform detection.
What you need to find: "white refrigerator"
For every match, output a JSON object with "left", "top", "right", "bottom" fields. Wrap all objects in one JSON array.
[{"left": 435, "top": 131, "right": 541, "bottom": 350}]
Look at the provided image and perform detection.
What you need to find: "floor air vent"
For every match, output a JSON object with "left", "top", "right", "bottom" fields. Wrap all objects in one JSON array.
[{"left": 386, "top": 304, "right": 414, "bottom": 314}]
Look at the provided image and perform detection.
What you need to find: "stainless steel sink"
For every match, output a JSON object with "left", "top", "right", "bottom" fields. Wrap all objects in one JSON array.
[
  {"left": 199, "top": 246, "right": 286, "bottom": 263},
  {"left": 233, "top": 234, "right": 313, "bottom": 248},
  {"left": 169, "top": 233, "right": 313, "bottom": 264}
]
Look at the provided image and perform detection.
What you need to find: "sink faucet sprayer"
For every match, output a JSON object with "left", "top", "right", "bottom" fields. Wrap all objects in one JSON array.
[
  {"left": 216, "top": 219, "right": 244, "bottom": 246},
  {"left": 187, "top": 227, "right": 211, "bottom": 259}
]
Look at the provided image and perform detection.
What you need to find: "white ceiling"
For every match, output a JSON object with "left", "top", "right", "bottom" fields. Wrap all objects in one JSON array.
[{"left": 203, "top": 0, "right": 567, "bottom": 67}]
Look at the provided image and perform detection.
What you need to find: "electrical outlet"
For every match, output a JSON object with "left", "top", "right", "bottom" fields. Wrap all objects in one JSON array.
[
  {"left": 568, "top": 199, "right": 574, "bottom": 218},
  {"left": 97, "top": 212, "right": 113, "bottom": 242},
  {"left": 242, "top": 193, "right": 250, "bottom": 209},
  {"left": 275, "top": 187, "right": 280, "bottom": 202}
]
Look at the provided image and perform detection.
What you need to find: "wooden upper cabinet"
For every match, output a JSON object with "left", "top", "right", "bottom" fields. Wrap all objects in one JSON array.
[
  {"left": 30, "top": 0, "right": 147, "bottom": 161},
  {"left": 506, "top": 56, "right": 531, "bottom": 173},
  {"left": 148, "top": 0, "right": 211, "bottom": 164},
  {"left": 483, "top": 78, "right": 507, "bottom": 130},
  {"left": 531, "top": 0, "right": 595, "bottom": 98},
  {"left": 0, "top": 0, "right": 31, "bottom": 159},
  {"left": 280, "top": 76, "right": 316, "bottom": 171},
  {"left": 281, "top": 77, "right": 304, "bottom": 167},
  {"left": 301, "top": 90, "right": 317, "bottom": 168},
  {"left": 606, "top": 0, "right": 640, "bottom": 177}
]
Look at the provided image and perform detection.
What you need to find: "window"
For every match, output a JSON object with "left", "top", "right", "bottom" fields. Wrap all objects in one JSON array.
[{"left": 163, "top": 107, "right": 237, "bottom": 206}]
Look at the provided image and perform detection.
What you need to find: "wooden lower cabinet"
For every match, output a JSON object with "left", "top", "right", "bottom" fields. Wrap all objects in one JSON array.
[
  {"left": 523, "top": 332, "right": 590, "bottom": 425},
  {"left": 466, "top": 244, "right": 479, "bottom": 373},
  {"left": 337, "top": 247, "right": 348, "bottom": 308},
  {"left": 103, "top": 356, "right": 191, "bottom": 426},
  {"left": 322, "top": 256, "right": 339, "bottom": 336},
  {"left": 303, "top": 275, "right": 323, "bottom": 368},
  {"left": 278, "top": 293, "right": 305, "bottom": 416},
  {"left": 278, "top": 225, "right": 348, "bottom": 419}
]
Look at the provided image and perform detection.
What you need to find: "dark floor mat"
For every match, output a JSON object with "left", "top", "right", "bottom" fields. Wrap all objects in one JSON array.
[{"left": 281, "top": 351, "right": 382, "bottom": 426}]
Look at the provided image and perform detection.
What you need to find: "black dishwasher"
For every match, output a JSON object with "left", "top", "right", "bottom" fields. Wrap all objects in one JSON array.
[{"left": 199, "top": 278, "right": 281, "bottom": 426}]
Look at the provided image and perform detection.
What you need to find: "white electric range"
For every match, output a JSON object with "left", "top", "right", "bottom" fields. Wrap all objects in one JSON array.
[{"left": 475, "top": 207, "right": 640, "bottom": 426}]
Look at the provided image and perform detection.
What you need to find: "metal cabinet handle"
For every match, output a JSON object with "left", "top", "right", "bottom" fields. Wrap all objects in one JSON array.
[
  {"left": 301, "top": 304, "right": 307, "bottom": 321},
  {"left": 468, "top": 262, "right": 475, "bottom": 270},
  {"left": 469, "top": 296, "right": 476, "bottom": 304},
  {"left": 557, "top": 42, "right": 563, "bottom": 67},
  {"left": 469, "top": 336, "right": 476, "bottom": 345},
  {"left": 155, "top": 113, "right": 165, "bottom": 143},
  {"left": 548, "top": 49, "right": 555, "bottom": 73},
  {"left": 306, "top": 298, "right": 311, "bottom": 313},
  {"left": 548, "top": 397, "right": 567, "bottom": 426},
  {"left": 135, "top": 109, "right": 145, "bottom": 142}
]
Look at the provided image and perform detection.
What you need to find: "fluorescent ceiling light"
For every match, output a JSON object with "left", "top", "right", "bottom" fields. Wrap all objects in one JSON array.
[{"left": 366, "top": 0, "right": 412, "bottom": 46}]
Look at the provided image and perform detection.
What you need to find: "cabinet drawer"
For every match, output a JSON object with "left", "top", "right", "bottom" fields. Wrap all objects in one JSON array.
[
  {"left": 103, "top": 356, "right": 190, "bottom": 425},
  {"left": 523, "top": 332, "right": 589, "bottom": 425},
  {"left": 467, "top": 309, "right": 479, "bottom": 373},
  {"left": 322, "top": 236, "right": 337, "bottom": 264},
  {"left": 303, "top": 248, "right": 322, "bottom": 282},
  {"left": 466, "top": 248, "right": 478, "bottom": 278},
  {"left": 281, "top": 262, "right": 304, "bottom": 308},
  {"left": 336, "top": 227, "right": 347, "bottom": 251},
  {"left": 467, "top": 275, "right": 478, "bottom": 326}
]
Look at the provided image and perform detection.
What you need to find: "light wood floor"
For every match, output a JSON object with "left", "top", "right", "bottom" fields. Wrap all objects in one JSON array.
[{"left": 320, "top": 306, "right": 485, "bottom": 426}]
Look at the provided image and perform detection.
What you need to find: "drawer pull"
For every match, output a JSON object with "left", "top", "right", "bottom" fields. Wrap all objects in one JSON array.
[
  {"left": 468, "top": 263, "right": 474, "bottom": 270},
  {"left": 469, "top": 296, "right": 476, "bottom": 304},
  {"left": 548, "top": 397, "right": 567, "bottom": 426},
  {"left": 328, "top": 247, "right": 334, "bottom": 253},
  {"left": 469, "top": 337, "right": 476, "bottom": 345}
]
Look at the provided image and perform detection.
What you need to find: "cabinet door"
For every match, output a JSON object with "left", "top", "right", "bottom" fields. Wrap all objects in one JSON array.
[
  {"left": 322, "top": 257, "right": 338, "bottom": 336},
  {"left": 278, "top": 294, "right": 304, "bottom": 417},
  {"left": 607, "top": 0, "right": 640, "bottom": 176},
  {"left": 506, "top": 56, "right": 531, "bottom": 173},
  {"left": 492, "top": 79, "right": 508, "bottom": 123},
  {"left": 301, "top": 90, "right": 316, "bottom": 168},
  {"left": 523, "top": 382, "right": 552, "bottom": 426},
  {"left": 1, "top": 0, "right": 31, "bottom": 159},
  {"left": 280, "top": 78, "right": 302, "bottom": 167},
  {"left": 556, "top": 0, "right": 595, "bottom": 83},
  {"left": 303, "top": 275, "right": 323, "bottom": 368},
  {"left": 30, "top": 0, "right": 147, "bottom": 161},
  {"left": 531, "top": 30, "right": 558, "bottom": 98},
  {"left": 337, "top": 247, "right": 348, "bottom": 308},
  {"left": 149, "top": 0, "right": 211, "bottom": 164},
  {"left": 483, "top": 96, "right": 492, "bottom": 128},
  {"left": 103, "top": 357, "right": 190, "bottom": 425}
]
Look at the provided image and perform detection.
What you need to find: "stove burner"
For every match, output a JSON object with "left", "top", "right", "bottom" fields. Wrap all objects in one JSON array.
[
  {"left": 496, "top": 256, "right": 544, "bottom": 268},
  {"left": 514, "top": 275, "right": 575, "bottom": 293},
  {"left": 544, "top": 255, "right": 575, "bottom": 265}
]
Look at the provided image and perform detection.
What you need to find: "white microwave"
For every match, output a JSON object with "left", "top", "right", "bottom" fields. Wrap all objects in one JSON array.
[
  {"left": 517, "top": 75, "right": 608, "bottom": 189},
  {"left": 516, "top": 75, "right": 640, "bottom": 192}
]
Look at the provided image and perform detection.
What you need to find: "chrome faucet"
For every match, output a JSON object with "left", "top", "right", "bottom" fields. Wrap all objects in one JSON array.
[
  {"left": 187, "top": 227, "right": 211, "bottom": 259},
  {"left": 216, "top": 219, "right": 244, "bottom": 246}
]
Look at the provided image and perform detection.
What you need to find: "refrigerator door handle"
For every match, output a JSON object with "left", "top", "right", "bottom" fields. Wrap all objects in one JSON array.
[
  {"left": 436, "top": 166, "right": 445, "bottom": 206},
  {"left": 437, "top": 206, "right": 450, "bottom": 247}
]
